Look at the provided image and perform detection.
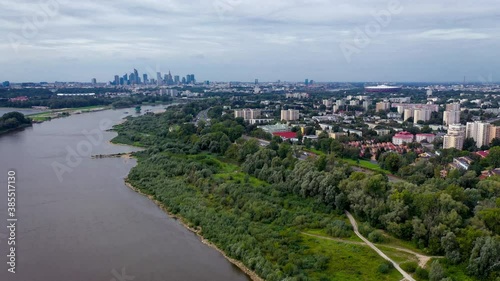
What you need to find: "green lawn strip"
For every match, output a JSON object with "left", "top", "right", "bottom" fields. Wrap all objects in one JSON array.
[
  {"left": 342, "top": 158, "right": 390, "bottom": 174},
  {"left": 302, "top": 234, "right": 403, "bottom": 281}
]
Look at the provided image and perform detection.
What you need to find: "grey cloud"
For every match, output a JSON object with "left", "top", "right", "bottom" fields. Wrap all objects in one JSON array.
[{"left": 0, "top": 0, "right": 499, "bottom": 82}]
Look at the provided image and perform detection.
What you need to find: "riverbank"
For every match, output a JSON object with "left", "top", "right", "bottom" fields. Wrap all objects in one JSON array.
[
  {"left": 28, "top": 106, "right": 110, "bottom": 123},
  {"left": 0, "top": 123, "right": 32, "bottom": 136},
  {"left": 124, "top": 180, "right": 263, "bottom": 281}
]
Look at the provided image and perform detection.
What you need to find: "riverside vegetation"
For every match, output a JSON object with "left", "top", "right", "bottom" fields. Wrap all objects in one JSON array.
[{"left": 112, "top": 102, "right": 499, "bottom": 281}]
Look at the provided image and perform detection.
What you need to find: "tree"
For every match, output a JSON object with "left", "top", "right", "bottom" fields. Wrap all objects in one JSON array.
[
  {"left": 441, "top": 232, "right": 461, "bottom": 264},
  {"left": 486, "top": 146, "right": 500, "bottom": 168},
  {"left": 467, "top": 236, "right": 500, "bottom": 279},
  {"left": 463, "top": 138, "right": 477, "bottom": 152},
  {"left": 490, "top": 137, "right": 500, "bottom": 147},
  {"left": 381, "top": 153, "right": 403, "bottom": 173},
  {"left": 429, "top": 260, "right": 446, "bottom": 281}
]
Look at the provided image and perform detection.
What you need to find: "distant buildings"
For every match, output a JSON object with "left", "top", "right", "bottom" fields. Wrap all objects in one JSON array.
[
  {"left": 91, "top": 78, "right": 97, "bottom": 85},
  {"left": 323, "top": 99, "right": 333, "bottom": 107},
  {"left": 281, "top": 109, "right": 300, "bottom": 121},
  {"left": 234, "top": 109, "right": 261, "bottom": 120},
  {"left": 443, "top": 124, "right": 466, "bottom": 150},
  {"left": 365, "top": 85, "right": 402, "bottom": 93},
  {"left": 286, "top": 93, "right": 309, "bottom": 99},
  {"left": 392, "top": 131, "right": 414, "bottom": 145},
  {"left": 443, "top": 103, "right": 461, "bottom": 126},
  {"left": 416, "top": 133, "right": 435, "bottom": 143}
]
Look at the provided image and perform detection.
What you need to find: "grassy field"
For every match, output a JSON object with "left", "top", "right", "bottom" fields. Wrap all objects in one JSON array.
[
  {"left": 28, "top": 105, "right": 109, "bottom": 122},
  {"left": 342, "top": 158, "right": 390, "bottom": 174},
  {"left": 302, "top": 234, "right": 403, "bottom": 281}
]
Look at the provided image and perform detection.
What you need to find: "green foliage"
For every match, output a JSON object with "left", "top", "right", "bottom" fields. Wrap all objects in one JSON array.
[
  {"left": 0, "top": 111, "right": 31, "bottom": 133},
  {"left": 325, "top": 220, "right": 352, "bottom": 238},
  {"left": 113, "top": 101, "right": 500, "bottom": 281},
  {"left": 429, "top": 260, "right": 446, "bottom": 281},
  {"left": 400, "top": 261, "right": 418, "bottom": 273},
  {"left": 368, "top": 230, "right": 385, "bottom": 243},
  {"left": 416, "top": 267, "right": 429, "bottom": 280},
  {"left": 377, "top": 261, "right": 394, "bottom": 274}
]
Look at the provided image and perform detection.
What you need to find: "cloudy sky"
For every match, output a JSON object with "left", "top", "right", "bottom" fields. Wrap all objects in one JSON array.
[{"left": 1, "top": 0, "right": 499, "bottom": 83}]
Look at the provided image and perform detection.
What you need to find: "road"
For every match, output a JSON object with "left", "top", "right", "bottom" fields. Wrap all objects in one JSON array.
[
  {"left": 345, "top": 211, "right": 416, "bottom": 281},
  {"left": 196, "top": 108, "right": 210, "bottom": 125}
]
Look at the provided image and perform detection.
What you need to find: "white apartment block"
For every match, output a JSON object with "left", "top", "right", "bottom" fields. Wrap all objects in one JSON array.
[
  {"left": 443, "top": 103, "right": 461, "bottom": 126},
  {"left": 234, "top": 109, "right": 261, "bottom": 120},
  {"left": 466, "top": 121, "right": 491, "bottom": 148},
  {"left": 376, "top": 101, "right": 391, "bottom": 112},
  {"left": 443, "top": 124, "right": 466, "bottom": 150},
  {"left": 281, "top": 109, "right": 300, "bottom": 121}
]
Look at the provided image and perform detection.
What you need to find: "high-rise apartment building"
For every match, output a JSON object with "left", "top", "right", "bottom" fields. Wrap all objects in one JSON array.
[
  {"left": 376, "top": 101, "right": 391, "bottom": 112},
  {"left": 443, "top": 124, "right": 466, "bottom": 150},
  {"left": 466, "top": 121, "right": 491, "bottom": 148},
  {"left": 443, "top": 103, "right": 461, "bottom": 126},
  {"left": 281, "top": 109, "right": 300, "bottom": 121},
  {"left": 234, "top": 109, "right": 261, "bottom": 120},
  {"left": 414, "top": 108, "right": 432, "bottom": 123}
]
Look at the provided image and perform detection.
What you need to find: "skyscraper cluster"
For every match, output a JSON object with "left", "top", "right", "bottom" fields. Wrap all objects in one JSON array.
[{"left": 111, "top": 69, "right": 196, "bottom": 86}]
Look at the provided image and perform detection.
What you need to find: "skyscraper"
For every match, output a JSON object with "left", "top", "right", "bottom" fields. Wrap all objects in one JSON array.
[
  {"left": 305, "top": 79, "right": 309, "bottom": 86},
  {"left": 182, "top": 77, "right": 186, "bottom": 84},
  {"left": 123, "top": 74, "right": 128, "bottom": 85},
  {"left": 143, "top": 74, "right": 148, "bottom": 85},
  {"left": 174, "top": 75, "right": 180, "bottom": 84},
  {"left": 156, "top": 72, "right": 162, "bottom": 86},
  {"left": 255, "top": 79, "right": 259, "bottom": 85},
  {"left": 167, "top": 71, "right": 173, "bottom": 85},
  {"left": 133, "top": 69, "right": 139, "bottom": 84},
  {"left": 91, "top": 78, "right": 97, "bottom": 84}
]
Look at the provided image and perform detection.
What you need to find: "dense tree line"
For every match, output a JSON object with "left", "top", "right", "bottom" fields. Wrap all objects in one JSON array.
[
  {"left": 0, "top": 112, "right": 31, "bottom": 133},
  {"left": 113, "top": 102, "right": 500, "bottom": 280}
]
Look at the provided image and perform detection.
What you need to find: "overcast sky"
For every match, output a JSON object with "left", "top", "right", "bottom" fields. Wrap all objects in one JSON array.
[{"left": 1, "top": 0, "right": 499, "bottom": 83}]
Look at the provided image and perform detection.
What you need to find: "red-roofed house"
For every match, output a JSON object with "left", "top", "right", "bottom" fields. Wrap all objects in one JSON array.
[
  {"left": 392, "top": 131, "right": 414, "bottom": 145},
  {"left": 273, "top": 132, "right": 298, "bottom": 141},
  {"left": 476, "top": 150, "right": 490, "bottom": 159}
]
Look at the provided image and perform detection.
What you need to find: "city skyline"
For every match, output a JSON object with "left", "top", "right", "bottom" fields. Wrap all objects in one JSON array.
[{"left": 1, "top": 0, "right": 500, "bottom": 83}]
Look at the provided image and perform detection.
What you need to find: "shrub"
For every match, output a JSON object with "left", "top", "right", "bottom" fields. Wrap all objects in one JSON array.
[
  {"left": 416, "top": 267, "right": 429, "bottom": 280},
  {"left": 400, "top": 261, "right": 418, "bottom": 273},
  {"left": 378, "top": 263, "right": 390, "bottom": 274},
  {"left": 368, "top": 230, "right": 385, "bottom": 243},
  {"left": 326, "top": 220, "right": 352, "bottom": 238},
  {"left": 378, "top": 261, "right": 393, "bottom": 274}
]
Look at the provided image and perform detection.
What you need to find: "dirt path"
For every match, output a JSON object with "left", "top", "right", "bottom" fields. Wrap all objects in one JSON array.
[{"left": 345, "top": 211, "right": 416, "bottom": 281}]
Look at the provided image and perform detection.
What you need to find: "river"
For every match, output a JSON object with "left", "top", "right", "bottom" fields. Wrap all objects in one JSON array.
[{"left": 0, "top": 105, "right": 250, "bottom": 281}]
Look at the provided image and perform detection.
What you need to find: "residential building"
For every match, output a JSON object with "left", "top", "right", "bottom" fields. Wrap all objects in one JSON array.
[
  {"left": 376, "top": 101, "right": 391, "bottom": 112},
  {"left": 234, "top": 109, "right": 261, "bottom": 120},
  {"left": 443, "top": 124, "right": 466, "bottom": 150},
  {"left": 323, "top": 99, "right": 333, "bottom": 107},
  {"left": 443, "top": 103, "right": 461, "bottom": 126},
  {"left": 416, "top": 133, "right": 435, "bottom": 143},
  {"left": 281, "top": 109, "right": 300, "bottom": 121},
  {"left": 466, "top": 121, "right": 491, "bottom": 148},
  {"left": 414, "top": 108, "right": 432, "bottom": 123},
  {"left": 392, "top": 131, "right": 414, "bottom": 145}
]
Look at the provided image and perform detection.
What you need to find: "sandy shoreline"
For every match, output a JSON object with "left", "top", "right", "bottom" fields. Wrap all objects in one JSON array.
[{"left": 124, "top": 181, "right": 264, "bottom": 281}]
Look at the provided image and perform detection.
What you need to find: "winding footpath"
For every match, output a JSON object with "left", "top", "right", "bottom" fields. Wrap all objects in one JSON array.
[{"left": 345, "top": 211, "right": 416, "bottom": 281}]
